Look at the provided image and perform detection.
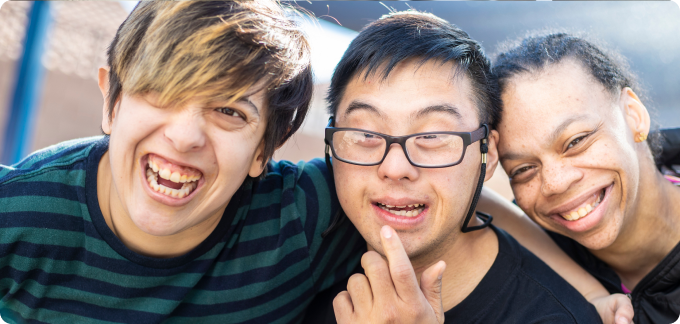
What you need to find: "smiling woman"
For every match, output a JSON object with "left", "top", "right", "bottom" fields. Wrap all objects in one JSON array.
[{"left": 493, "top": 32, "right": 680, "bottom": 324}]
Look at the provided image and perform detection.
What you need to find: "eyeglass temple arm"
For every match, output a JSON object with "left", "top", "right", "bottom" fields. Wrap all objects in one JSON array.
[{"left": 461, "top": 125, "right": 492, "bottom": 232}]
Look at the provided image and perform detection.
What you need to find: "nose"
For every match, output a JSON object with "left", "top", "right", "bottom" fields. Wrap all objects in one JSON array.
[
  {"left": 163, "top": 108, "right": 206, "bottom": 153},
  {"left": 539, "top": 160, "right": 583, "bottom": 197},
  {"left": 377, "top": 143, "right": 419, "bottom": 181}
]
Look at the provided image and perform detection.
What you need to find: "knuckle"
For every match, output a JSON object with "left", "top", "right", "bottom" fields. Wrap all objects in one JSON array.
[
  {"left": 392, "top": 263, "right": 414, "bottom": 281},
  {"left": 361, "top": 251, "right": 382, "bottom": 267},
  {"left": 362, "top": 257, "right": 388, "bottom": 276},
  {"left": 346, "top": 274, "right": 367, "bottom": 292}
]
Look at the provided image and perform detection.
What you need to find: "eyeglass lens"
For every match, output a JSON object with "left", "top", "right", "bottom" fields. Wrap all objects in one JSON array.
[{"left": 332, "top": 131, "right": 465, "bottom": 167}]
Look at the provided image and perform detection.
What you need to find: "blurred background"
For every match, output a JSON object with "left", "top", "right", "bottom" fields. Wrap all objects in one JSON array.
[{"left": 0, "top": 1, "right": 678, "bottom": 200}]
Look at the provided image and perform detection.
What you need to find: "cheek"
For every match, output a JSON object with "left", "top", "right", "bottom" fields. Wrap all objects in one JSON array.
[
  {"left": 212, "top": 135, "right": 259, "bottom": 176},
  {"left": 333, "top": 163, "right": 364, "bottom": 210},
  {"left": 511, "top": 182, "right": 538, "bottom": 213}
]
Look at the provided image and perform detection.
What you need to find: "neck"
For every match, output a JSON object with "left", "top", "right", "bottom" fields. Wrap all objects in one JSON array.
[
  {"left": 407, "top": 221, "right": 498, "bottom": 312},
  {"left": 591, "top": 159, "right": 680, "bottom": 288},
  {"left": 97, "top": 151, "right": 223, "bottom": 258}
]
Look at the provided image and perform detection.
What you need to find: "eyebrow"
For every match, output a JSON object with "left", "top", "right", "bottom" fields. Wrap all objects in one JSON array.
[
  {"left": 343, "top": 101, "right": 463, "bottom": 120},
  {"left": 499, "top": 114, "right": 590, "bottom": 162},
  {"left": 343, "top": 101, "right": 385, "bottom": 119},
  {"left": 548, "top": 114, "right": 590, "bottom": 144},
  {"left": 411, "top": 104, "right": 462, "bottom": 120},
  {"left": 235, "top": 97, "right": 260, "bottom": 117}
]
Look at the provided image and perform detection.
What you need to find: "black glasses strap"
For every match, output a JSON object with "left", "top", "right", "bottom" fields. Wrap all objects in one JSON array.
[{"left": 461, "top": 138, "right": 493, "bottom": 232}]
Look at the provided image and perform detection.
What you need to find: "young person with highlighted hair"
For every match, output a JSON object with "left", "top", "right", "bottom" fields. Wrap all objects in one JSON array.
[{"left": 0, "top": 2, "right": 363, "bottom": 322}]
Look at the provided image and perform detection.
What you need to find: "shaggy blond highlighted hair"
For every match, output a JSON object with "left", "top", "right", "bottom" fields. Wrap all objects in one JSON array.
[{"left": 106, "top": 0, "right": 313, "bottom": 165}]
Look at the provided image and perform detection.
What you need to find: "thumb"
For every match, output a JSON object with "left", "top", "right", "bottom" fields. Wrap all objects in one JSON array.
[
  {"left": 612, "top": 294, "right": 634, "bottom": 324},
  {"left": 420, "top": 260, "right": 446, "bottom": 324}
]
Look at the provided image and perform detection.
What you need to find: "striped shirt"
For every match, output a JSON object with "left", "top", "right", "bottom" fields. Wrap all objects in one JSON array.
[{"left": 0, "top": 136, "right": 363, "bottom": 324}]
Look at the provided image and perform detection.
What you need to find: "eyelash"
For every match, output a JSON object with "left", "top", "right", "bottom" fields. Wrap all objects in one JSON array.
[
  {"left": 565, "top": 133, "right": 592, "bottom": 152},
  {"left": 510, "top": 165, "right": 534, "bottom": 179},
  {"left": 217, "top": 108, "right": 245, "bottom": 120}
]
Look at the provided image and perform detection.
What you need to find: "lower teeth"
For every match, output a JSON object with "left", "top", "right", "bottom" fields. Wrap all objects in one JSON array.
[
  {"left": 379, "top": 205, "right": 424, "bottom": 217},
  {"left": 146, "top": 168, "right": 197, "bottom": 198}
]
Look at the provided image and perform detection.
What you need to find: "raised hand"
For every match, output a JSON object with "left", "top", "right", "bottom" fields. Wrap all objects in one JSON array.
[{"left": 333, "top": 225, "right": 447, "bottom": 324}]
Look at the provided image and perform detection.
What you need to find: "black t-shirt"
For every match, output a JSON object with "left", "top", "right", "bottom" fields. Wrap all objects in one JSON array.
[
  {"left": 548, "top": 231, "right": 680, "bottom": 324},
  {"left": 303, "top": 225, "right": 602, "bottom": 324}
]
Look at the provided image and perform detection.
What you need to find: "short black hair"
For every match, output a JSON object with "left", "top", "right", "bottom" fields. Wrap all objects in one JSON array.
[
  {"left": 492, "top": 31, "right": 662, "bottom": 159},
  {"left": 327, "top": 10, "right": 501, "bottom": 129}
]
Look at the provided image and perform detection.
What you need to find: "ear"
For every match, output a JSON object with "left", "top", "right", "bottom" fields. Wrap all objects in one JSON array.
[
  {"left": 620, "top": 87, "right": 650, "bottom": 139},
  {"left": 483, "top": 129, "right": 500, "bottom": 182},
  {"left": 248, "top": 139, "right": 267, "bottom": 177},
  {"left": 98, "top": 66, "right": 115, "bottom": 135}
]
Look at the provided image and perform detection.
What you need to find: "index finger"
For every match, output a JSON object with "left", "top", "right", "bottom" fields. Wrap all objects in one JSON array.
[{"left": 379, "top": 225, "right": 421, "bottom": 301}]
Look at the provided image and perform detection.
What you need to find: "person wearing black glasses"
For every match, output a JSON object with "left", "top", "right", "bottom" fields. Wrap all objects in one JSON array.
[{"left": 302, "top": 11, "right": 604, "bottom": 324}]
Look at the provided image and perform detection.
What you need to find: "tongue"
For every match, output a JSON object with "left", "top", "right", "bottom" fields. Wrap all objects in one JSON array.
[{"left": 158, "top": 177, "right": 183, "bottom": 190}]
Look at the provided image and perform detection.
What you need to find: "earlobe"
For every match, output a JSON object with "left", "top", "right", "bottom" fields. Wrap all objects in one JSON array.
[
  {"left": 483, "top": 130, "right": 500, "bottom": 182},
  {"left": 248, "top": 140, "right": 267, "bottom": 177},
  {"left": 621, "top": 87, "right": 650, "bottom": 139}
]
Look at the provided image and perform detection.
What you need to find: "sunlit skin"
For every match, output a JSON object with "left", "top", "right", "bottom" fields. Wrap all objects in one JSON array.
[
  {"left": 497, "top": 59, "right": 680, "bottom": 289},
  {"left": 333, "top": 59, "right": 501, "bottom": 309},
  {"left": 96, "top": 67, "right": 268, "bottom": 258}
]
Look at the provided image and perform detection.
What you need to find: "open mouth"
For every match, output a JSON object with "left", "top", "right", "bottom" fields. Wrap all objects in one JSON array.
[
  {"left": 375, "top": 202, "right": 426, "bottom": 217},
  {"left": 144, "top": 154, "right": 202, "bottom": 199},
  {"left": 559, "top": 187, "right": 605, "bottom": 221}
]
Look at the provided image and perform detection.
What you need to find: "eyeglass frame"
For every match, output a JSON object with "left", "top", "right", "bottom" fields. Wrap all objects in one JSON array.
[{"left": 324, "top": 117, "right": 489, "bottom": 168}]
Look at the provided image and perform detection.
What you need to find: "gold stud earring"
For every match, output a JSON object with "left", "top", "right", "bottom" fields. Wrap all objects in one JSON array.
[{"left": 635, "top": 132, "right": 647, "bottom": 142}]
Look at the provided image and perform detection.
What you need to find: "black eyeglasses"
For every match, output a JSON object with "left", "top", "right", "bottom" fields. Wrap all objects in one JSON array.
[{"left": 324, "top": 118, "right": 488, "bottom": 168}]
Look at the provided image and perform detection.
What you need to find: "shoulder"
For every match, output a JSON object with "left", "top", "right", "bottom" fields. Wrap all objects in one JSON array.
[
  {"left": 495, "top": 228, "right": 602, "bottom": 324},
  {"left": 0, "top": 137, "right": 106, "bottom": 204},
  {"left": 263, "top": 158, "right": 331, "bottom": 189},
  {"left": 242, "top": 158, "right": 338, "bottom": 240},
  {"left": 254, "top": 158, "right": 335, "bottom": 221},
  {"left": 0, "top": 137, "right": 105, "bottom": 255},
  {"left": 0, "top": 136, "right": 105, "bottom": 185}
]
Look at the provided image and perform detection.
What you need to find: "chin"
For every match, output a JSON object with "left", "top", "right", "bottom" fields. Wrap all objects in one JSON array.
[
  {"left": 572, "top": 223, "right": 621, "bottom": 251},
  {"left": 130, "top": 211, "right": 185, "bottom": 237}
]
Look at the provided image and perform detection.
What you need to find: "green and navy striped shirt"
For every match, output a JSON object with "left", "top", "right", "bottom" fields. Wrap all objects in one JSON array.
[{"left": 0, "top": 136, "right": 363, "bottom": 323}]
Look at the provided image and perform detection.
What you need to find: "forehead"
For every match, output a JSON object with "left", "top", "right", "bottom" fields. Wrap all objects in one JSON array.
[
  {"left": 498, "top": 59, "right": 613, "bottom": 140},
  {"left": 337, "top": 60, "right": 480, "bottom": 127}
]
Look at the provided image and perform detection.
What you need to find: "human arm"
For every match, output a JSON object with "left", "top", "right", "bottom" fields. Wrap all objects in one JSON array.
[{"left": 478, "top": 187, "right": 633, "bottom": 324}]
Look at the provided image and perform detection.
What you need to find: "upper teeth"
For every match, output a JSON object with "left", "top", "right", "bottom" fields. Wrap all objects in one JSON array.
[
  {"left": 146, "top": 159, "right": 201, "bottom": 199},
  {"left": 561, "top": 189, "right": 604, "bottom": 221},
  {"left": 146, "top": 168, "right": 197, "bottom": 198},
  {"left": 149, "top": 160, "right": 199, "bottom": 183},
  {"left": 378, "top": 203, "right": 425, "bottom": 217}
]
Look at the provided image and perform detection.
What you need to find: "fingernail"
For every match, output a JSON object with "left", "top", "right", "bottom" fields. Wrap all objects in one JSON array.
[
  {"left": 381, "top": 225, "right": 392, "bottom": 239},
  {"left": 438, "top": 261, "right": 446, "bottom": 280}
]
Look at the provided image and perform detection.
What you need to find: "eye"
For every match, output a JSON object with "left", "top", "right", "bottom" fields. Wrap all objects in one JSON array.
[
  {"left": 511, "top": 165, "right": 534, "bottom": 178},
  {"left": 565, "top": 133, "right": 592, "bottom": 152},
  {"left": 567, "top": 136, "right": 584, "bottom": 150},
  {"left": 216, "top": 107, "right": 245, "bottom": 120},
  {"left": 363, "top": 133, "right": 377, "bottom": 139}
]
